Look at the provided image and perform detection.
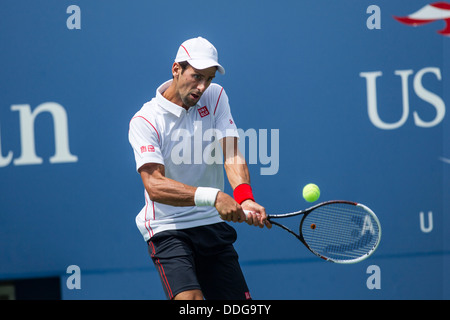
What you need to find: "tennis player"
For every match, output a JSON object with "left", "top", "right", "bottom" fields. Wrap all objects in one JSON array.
[{"left": 128, "top": 37, "right": 271, "bottom": 300}]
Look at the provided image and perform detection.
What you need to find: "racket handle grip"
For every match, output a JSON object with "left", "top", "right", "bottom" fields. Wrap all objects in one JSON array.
[
  {"left": 243, "top": 210, "right": 254, "bottom": 220},
  {"left": 243, "top": 210, "right": 272, "bottom": 225}
]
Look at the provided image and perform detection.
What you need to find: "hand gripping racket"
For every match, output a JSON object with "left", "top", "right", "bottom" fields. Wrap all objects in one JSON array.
[{"left": 245, "top": 200, "right": 381, "bottom": 264}]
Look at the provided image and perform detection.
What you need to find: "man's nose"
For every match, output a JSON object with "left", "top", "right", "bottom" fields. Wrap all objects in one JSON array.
[{"left": 197, "top": 80, "right": 207, "bottom": 92}]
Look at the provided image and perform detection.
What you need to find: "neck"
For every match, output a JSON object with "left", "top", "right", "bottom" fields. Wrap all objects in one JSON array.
[{"left": 162, "top": 82, "right": 189, "bottom": 110}]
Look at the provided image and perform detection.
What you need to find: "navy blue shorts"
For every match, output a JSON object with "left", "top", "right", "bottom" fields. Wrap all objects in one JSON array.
[{"left": 148, "top": 222, "right": 251, "bottom": 300}]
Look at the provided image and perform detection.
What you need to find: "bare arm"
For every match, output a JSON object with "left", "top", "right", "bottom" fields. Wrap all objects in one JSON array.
[
  {"left": 221, "top": 137, "right": 271, "bottom": 228},
  {"left": 139, "top": 163, "right": 196, "bottom": 206},
  {"left": 139, "top": 162, "right": 246, "bottom": 223},
  {"left": 138, "top": 137, "right": 270, "bottom": 228},
  {"left": 221, "top": 136, "right": 250, "bottom": 189}
]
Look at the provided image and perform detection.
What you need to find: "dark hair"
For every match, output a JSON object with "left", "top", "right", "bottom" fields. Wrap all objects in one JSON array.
[
  {"left": 173, "top": 61, "right": 190, "bottom": 79},
  {"left": 178, "top": 61, "right": 189, "bottom": 72}
]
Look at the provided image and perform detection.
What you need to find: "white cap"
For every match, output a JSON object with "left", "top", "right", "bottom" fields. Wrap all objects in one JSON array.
[{"left": 174, "top": 37, "right": 225, "bottom": 75}]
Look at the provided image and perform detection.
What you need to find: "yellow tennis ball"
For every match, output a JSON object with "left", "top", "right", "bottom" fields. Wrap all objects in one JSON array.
[{"left": 303, "top": 183, "right": 320, "bottom": 202}]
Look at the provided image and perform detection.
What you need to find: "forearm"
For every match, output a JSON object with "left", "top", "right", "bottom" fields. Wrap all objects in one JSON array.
[
  {"left": 223, "top": 149, "right": 258, "bottom": 206},
  {"left": 140, "top": 163, "right": 196, "bottom": 206},
  {"left": 224, "top": 160, "right": 250, "bottom": 189},
  {"left": 222, "top": 138, "right": 250, "bottom": 189},
  {"left": 144, "top": 175, "right": 196, "bottom": 206},
  {"left": 140, "top": 163, "right": 225, "bottom": 208},
  {"left": 223, "top": 151, "right": 270, "bottom": 227}
]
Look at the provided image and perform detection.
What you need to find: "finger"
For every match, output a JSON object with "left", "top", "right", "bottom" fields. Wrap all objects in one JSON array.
[
  {"left": 252, "top": 213, "right": 261, "bottom": 227},
  {"left": 249, "top": 211, "right": 264, "bottom": 228},
  {"left": 244, "top": 211, "right": 257, "bottom": 226},
  {"left": 253, "top": 212, "right": 268, "bottom": 228},
  {"left": 223, "top": 212, "right": 231, "bottom": 222},
  {"left": 257, "top": 216, "right": 265, "bottom": 228},
  {"left": 250, "top": 212, "right": 264, "bottom": 227},
  {"left": 230, "top": 211, "right": 238, "bottom": 222},
  {"left": 237, "top": 208, "right": 246, "bottom": 223},
  {"left": 246, "top": 212, "right": 257, "bottom": 226},
  {"left": 258, "top": 208, "right": 268, "bottom": 228}
]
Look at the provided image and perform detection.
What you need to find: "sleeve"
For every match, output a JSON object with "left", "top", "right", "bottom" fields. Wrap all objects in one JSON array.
[
  {"left": 128, "top": 115, "right": 165, "bottom": 172},
  {"left": 212, "top": 87, "right": 239, "bottom": 141}
]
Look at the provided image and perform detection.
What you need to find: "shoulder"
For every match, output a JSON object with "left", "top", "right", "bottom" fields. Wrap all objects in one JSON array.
[
  {"left": 201, "top": 83, "right": 227, "bottom": 111},
  {"left": 205, "top": 83, "right": 225, "bottom": 97},
  {"left": 131, "top": 99, "right": 161, "bottom": 121},
  {"left": 129, "top": 100, "right": 160, "bottom": 132}
]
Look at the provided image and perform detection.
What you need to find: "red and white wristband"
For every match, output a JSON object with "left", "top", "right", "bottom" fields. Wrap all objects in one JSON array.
[
  {"left": 233, "top": 183, "right": 255, "bottom": 204},
  {"left": 194, "top": 184, "right": 255, "bottom": 207}
]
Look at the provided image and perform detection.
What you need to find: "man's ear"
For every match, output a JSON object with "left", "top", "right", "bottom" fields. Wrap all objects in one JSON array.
[{"left": 172, "top": 62, "right": 181, "bottom": 79}]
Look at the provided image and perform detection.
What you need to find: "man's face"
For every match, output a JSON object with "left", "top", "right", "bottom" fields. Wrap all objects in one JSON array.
[{"left": 174, "top": 63, "right": 216, "bottom": 108}]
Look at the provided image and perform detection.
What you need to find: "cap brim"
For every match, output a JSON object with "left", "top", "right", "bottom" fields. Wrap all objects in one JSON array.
[{"left": 187, "top": 59, "right": 225, "bottom": 75}]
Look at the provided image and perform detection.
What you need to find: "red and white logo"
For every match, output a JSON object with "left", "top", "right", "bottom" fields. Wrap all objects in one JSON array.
[
  {"left": 140, "top": 145, "right": 155, "bottom": 153},
  {"left": 394, "top": 2, "right": 450, "bottom": 36},
  {"left": 198, "top": 106, "right": 210, "bottom": 118}
]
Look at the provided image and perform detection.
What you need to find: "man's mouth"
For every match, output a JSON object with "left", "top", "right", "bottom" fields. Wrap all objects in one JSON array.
[{"left": 191, "top": 93, "right": 200, "bottom": 100}]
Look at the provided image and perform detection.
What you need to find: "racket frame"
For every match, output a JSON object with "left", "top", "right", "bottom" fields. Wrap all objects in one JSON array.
[{"left": 266, "top": 200, "right": 381, "bottom": 264}]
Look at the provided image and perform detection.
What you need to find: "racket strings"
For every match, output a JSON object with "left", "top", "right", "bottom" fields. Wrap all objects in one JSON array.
[{"left": 301, "top": 203, "right": 380, "bottom": 262}]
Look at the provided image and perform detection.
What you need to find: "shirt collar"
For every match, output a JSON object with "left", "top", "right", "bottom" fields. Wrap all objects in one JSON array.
[{"left": 156, "top": 79, "right": 186, "bottom": 117}]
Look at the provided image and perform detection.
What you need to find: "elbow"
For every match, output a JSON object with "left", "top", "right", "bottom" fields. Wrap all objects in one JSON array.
[
  {"left": 139, "top": 164, "right": 167, "bottom": 203},
  {"left": 146, "top": 186, "right": 161, "bottom": 202}
]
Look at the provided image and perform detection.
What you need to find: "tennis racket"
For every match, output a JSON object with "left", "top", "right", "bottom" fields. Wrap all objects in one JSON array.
[{"left": 245, "top": 200, "right": 381, "bottom": 264}]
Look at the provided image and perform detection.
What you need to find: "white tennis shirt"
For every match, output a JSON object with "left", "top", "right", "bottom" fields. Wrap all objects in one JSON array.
[{"left": 129, "top": 80, "right": 239, "bottom": 241}]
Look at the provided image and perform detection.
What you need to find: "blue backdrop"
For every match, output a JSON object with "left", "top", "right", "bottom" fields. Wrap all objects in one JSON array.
[{"left": 1, "top": 0, "right": 448, "bottom": 300}]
